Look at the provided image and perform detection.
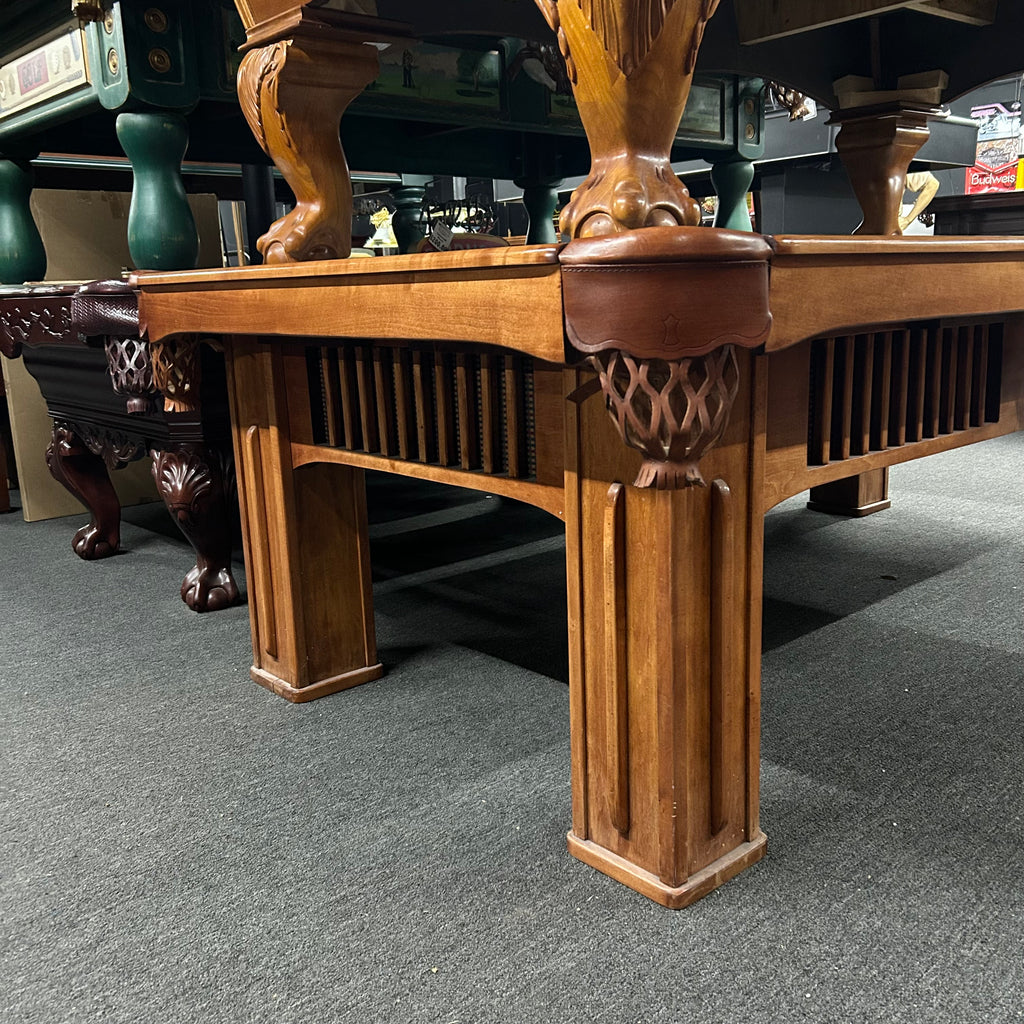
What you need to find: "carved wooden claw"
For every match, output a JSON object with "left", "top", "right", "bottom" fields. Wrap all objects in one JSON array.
[
  {"left": 564, "top": 156, "right": 702, "bottom": 238},
  {"left": 259, "top": 204, "right": 347, "bottom": 264},
  {"left": 182, "top": 563, "right": 241, "bottom": 613},
  {"left": 237, "top": 31, "right": 380, "bottom": 265},
  {"left": 72, "top": 522, "right": 119, "bottom": 560}
]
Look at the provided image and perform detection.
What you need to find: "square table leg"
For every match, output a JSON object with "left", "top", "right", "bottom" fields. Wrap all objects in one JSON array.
[
  {"left": 563, "top": 357, "right": 767, "bottom": 906},
  {"left": 226, "top": 336, "right": 381, "bottom": 701}
]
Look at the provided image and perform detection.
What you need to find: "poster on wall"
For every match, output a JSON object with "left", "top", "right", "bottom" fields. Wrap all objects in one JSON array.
[{"left": 965, "top": 101, "right": 1023, "bottom": 194}]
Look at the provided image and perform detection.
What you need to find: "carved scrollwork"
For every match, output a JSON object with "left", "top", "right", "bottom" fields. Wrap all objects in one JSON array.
[
  {"left": 80, "top": 426, "right": 147, "bottom": 470},
  {"left": 534, "top": 0, "right": 577, "bottom": 84},
  {"left": 237, "top": 41, "right": 288, "bottom": 158},
  {"left": 589, "top": 346, "right": 739, "bottom": 489},
  {"left": 0, "top": 295, "right": 76, "bottom": 357},
  {"left": 48, "top": 422, "right": 84, "bottom": 463},
  {"left": 50, "top": 419, "right": 146, "bottom": 469},
  {"left": 684, "top": 0, "right": 720, "bottom": 74}
]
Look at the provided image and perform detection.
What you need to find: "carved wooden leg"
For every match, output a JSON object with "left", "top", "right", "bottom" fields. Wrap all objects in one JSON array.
[
  {"left": 832, "top": 107, "right": 934, "bottom": 236},
  {"left": 151, "top": 445, "right": 241, "bottom": 613},
  {"left": 237, "top": 29, "right": 381, "bottom": 263},
  {"left": 535, "top": 0, "right": 720, "bottom": 237},
  {"left": 45, "top": 423, "right": 120, "bottom": 559},
  {"left": 564, "top": 354, "right": 766, "bottom": 908},
  {"left": 807, "top": 467, "right": 891, "bottom": 517},
  {"left": 226, "top": 336, "right": 381, "bottom": 701}
]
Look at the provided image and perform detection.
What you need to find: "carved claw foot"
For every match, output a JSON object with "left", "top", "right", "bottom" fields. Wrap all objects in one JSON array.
[
  {"left": 564, "top": 156, "right": 702, "bottom": 238},
  {"left": 152, "top": 445, "right": 241, "bottom": 613},
  {"left": 46, "top": 424, "right": 121, "bottom": 560},
  {"left": 259, "top": 204, "right": 345, "bottom": 264},
  {"left": 182, "top": 562, "right": 241, "bottom": 613},
  {"left": 72, "top": 522, "right": 119, "bottom": 560},
  {"left": 534, "top": 0, "right": 719, "bottom": 240}
]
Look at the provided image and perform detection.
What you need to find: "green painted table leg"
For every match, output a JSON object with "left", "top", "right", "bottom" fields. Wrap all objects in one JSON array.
[
  {"left": 116, "top": 111, "right": 198, "bottom": 271},
  {"left": 515, "top": 178, "right": 563, "bottom": 244},
  {"left": 0, "top": 157, "right": 46, "bottom": 284},
  {"left": 392, "top": 181, "right": 428, "bottom": 255},
  {"left": 711, "top": 158, "right": 755, "bottom": 232}
]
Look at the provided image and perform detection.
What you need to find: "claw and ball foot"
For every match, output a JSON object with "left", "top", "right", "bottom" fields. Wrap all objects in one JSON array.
[
  {"left": 152, "top": 446, "right": 241, "bottom": 613},
  {"left": 237, "top": 32, "right": 381, "bottom": 263},
  {"left": 45, "top": 424, "right": 121, "bottom": 559}
]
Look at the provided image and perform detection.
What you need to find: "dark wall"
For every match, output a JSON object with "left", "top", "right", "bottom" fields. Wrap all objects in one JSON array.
[{"left": 757, "top": 160, "right": 861, "bottom": 235}]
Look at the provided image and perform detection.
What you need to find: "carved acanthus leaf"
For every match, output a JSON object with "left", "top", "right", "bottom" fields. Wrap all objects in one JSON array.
[
  {"left": 580, "top": 0, "right": 676, "bottom": 77},
  {"left": 237, "top": 42, "right": 289, "bottom": 156},
  {"left": 534, "top": 0, "right": 578, "bottom": 84},
  {"left": 152, "top": 448, "right": 215, "bottom": 519}
]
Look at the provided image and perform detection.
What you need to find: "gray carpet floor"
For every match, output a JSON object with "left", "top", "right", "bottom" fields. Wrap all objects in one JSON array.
[{"left": 2, "top": 434, "right": 1023, "bottom": 1024}]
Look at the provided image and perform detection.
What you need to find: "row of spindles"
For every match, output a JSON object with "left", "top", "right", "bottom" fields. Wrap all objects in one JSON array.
[{"left": 808, "top": 322, "right": 1001, "bottom": 465}]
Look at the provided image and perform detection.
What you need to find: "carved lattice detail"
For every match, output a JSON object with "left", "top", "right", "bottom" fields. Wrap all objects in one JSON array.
[
  {"left": 150, "top": 337, "right": 201, "bottom": 413},
  {"left": 104, "top": 336, "right": 156, "bottom": 414},
  {"left": 589, "top": 345, "right": 739, "bottom": 488}
]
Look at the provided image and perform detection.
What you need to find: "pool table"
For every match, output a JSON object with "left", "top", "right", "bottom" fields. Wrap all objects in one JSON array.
[{"left": 134, "top": 0, "right": 1024, "bottom": 907}]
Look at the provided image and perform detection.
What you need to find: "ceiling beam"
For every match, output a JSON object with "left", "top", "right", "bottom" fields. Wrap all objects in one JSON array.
[
  {"left": 906, "top": 0, "right": 998, "bottom": 25},
  {"left": 735, "top": 1, "right": 914, "bottom": 44},
  {"left": 735, "top": 0, "right": 996, "bottom": 43}
]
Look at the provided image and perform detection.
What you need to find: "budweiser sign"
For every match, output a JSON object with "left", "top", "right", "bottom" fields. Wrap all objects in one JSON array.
[{"left": 965, "top": 101, "right": 1022, "bottom": 195}]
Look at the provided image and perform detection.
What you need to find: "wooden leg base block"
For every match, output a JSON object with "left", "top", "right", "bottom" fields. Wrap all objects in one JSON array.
[
  {"left": 807, "top": 469, "right": 890, "bottom": 518},
  {"left": 567, "top": 831, "right": 768, "bottom": 908},
  {"left": 805, "top": 496, "right": 891, "bottom": 518},
  {"left": 251, "top": 663, "right": 384, "bottom": 703}
]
